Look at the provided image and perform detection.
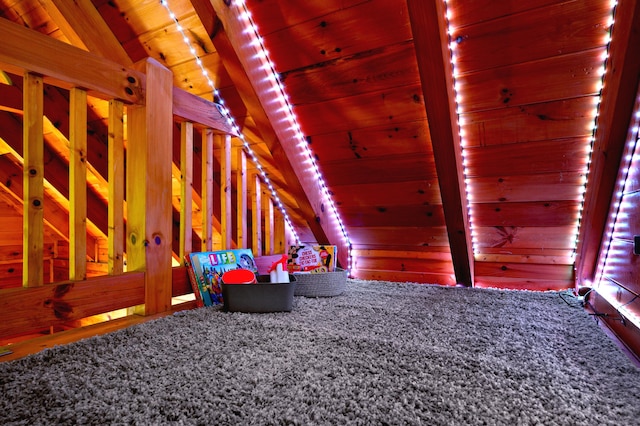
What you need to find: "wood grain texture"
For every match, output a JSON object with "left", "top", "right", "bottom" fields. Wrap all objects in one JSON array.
[{"left": 0, "top": 272, "right": 145, "bottom": 339}]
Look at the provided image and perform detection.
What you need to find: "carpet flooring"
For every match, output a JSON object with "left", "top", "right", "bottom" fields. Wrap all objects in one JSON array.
[{"left": 1, "top": 280, "right": 639, "bottom": 425}]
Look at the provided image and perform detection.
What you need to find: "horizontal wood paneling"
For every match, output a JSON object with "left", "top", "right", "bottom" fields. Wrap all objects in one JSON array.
[
  {"left": 308, "top": 120, "right": 431, "bottom": 163},
  {"left": 295, "top": 84, "right": 427, "bottom": 136},
  {"left": 339, "top": 204, "right": 444, "bottom": 227},
  {"left": 612, "top": 192, "right": 640, "bottom": 239},
  {"left": 321, "top": 153, "right": 435, "bottom": 186},
  {"left": 262, "top": 0, "right": 412, "bottom": 72},
  {"left": 601, "top": 239, "right": 639, "bottom": 293},
  {"left": 472, "top": 200, "right": 580, "bottom": 227},
  {"left": 281, "top": 41, "right": 419, "bottom": 106},
  {"left": 354, "top": 255, "right": 453, "bottom": 275},
  {"left": 0, "top": 272, "right": 145, "bottom": 339},
  {"left": 244, "top": 0, "right": 368, "bottom": 35},
  {"left": 348, "top": 226, "right": 450, "bottom": 247},
  {"left": 459, "top": 48, "right": 606, "bottom": 113},
  {"left": 332, "top": 179, "right": 441, "bottom": 207},
  {"left": 464, "top": 137, "right": 589, "bottom": 177},
  {"left": 461, "top": 97, "right": 596, "bottom": 147},
  {"left": 447, "top": 0, "right": 561, "bottom": 29},
  {"left": 453, "top": 0, "right": 611, "bottom": 75},
  {"left": 352, "top": 269, "right": 456, "bottom": 286},
  {"left": 473, "top": 226, "right": 576, "bottom": 250},
  {"left": 470, "top": 172, "right": 585, "bottom": 203}
]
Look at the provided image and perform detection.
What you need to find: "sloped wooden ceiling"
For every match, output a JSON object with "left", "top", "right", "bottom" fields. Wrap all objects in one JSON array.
[{"left": 0, "top": 0, "right": 637, "bottom": 289}]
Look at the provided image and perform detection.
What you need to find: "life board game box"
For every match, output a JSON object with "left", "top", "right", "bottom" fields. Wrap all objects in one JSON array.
[
  {"left": 287, "top": 245, "right": 337, "bottom": 273},
  {"left": 186, "top": 249, "right": 258, "bottom": 307}
]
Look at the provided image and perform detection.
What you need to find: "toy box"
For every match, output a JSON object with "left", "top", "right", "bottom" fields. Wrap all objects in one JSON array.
[
  {"left": 186, "top": 249, "right": 258, "bottom": 307},
  {"left": 287, "top": 245, "right": 337, "bottom": 273}
]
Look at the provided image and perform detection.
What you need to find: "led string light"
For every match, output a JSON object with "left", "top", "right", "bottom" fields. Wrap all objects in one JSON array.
[
  {"left": 442, "top": 0, "right": 618, "bottom": 260},
  {"left": 231, "top": 0, "right": 353, "bottom": 270},
  {"left": 575, "top": 0, "right": 619, "bottom": 263},
  {"left": 594, "top": 103, "right": 640, "bottom": 289},
  {"left": 160, "top": 0, "right": 302, "bottom": 244},
  {"left": 442, "top": 0, "right": 477, "bottom": 255}
]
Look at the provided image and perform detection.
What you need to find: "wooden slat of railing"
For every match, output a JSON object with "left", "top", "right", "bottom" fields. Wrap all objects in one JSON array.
[
  {"left": 0, "top": 272, "right": 145, "bottom": 339},
  {"left": 108, "top": 99, "right": 125, "bottom": 275},
  {"left": 202, "top": 129, "right": 214, "bottom": 251},
  {"left": 180, "top": 122, "right": 194, "bottom": 262},
  {"left": 251, "top": 174, "right": 262, "bottom": 257},
  {"left": 264, "top": 196, "right": 274, "bottom": 255},
  {"left": 69, "top": 87, "right": 87, "bottom": 281},
  {"left": 23, "top": 72, "right": 44, "bottom": 287}
]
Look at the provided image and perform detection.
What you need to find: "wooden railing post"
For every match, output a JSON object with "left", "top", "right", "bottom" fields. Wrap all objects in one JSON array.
[
  {"left": 235, "top": 146, "right": 247, "bottom": 249},
  {"left": 126, "top": 58, "right": 173, "bottom": 315},
  {"left": 22, "top": 72, "right": 44, "bottom": 287},
  {"left": 264, "top": 195, "right": 274, "bottom": 255}
]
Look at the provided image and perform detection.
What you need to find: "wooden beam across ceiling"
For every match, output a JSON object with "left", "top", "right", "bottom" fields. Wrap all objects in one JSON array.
[{"left": 407, "top": 0, "right": 473, "bottom": 286}]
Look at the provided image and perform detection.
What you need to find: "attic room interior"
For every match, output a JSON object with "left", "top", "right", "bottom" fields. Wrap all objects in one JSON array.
[{"left": 0, "top": 0, "right": 640, "bottom": 422}]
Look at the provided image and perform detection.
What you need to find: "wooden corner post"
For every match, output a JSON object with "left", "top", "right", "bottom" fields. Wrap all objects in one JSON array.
[{"left": 126, "top": 58, "right": 173, "bottom": 315}]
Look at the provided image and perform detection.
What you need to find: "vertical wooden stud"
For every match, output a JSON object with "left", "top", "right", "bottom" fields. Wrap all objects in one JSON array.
[
  {"left": 264, "top": 194, "right": 274, "bottom": 255},
  {"left": 23, "top": 72, "right": 44, "bottom": 287},
  {"left": 69, "top": 87, "right": 87, "bottom": 281},
  {"left": 108, "top": 99, "right": 124, "bottom": 275},
  {"left": 251, "top": 173, "right": 262, "bottom": 257},
  {"left": 126, "top": 58, "right": 173, "bottom": 315},
  {"left": 274, "top": 208, "right": 286, "bottom": 254},
  {"left": 235, "top": 146, "right": 247, "bottom": 249},
  {"left": 220, "top": 134, "right": 232, "bottom": 249},
  {"left": 180, "top": 122, "right": 193, "bottom": 262},
  {"left": 201, "top": 129, "right": 214, "bottom": 251}
]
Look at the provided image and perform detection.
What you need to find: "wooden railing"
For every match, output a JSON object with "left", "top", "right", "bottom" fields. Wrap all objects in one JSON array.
[{"left": 0, "top": 19, "right": 290, "bottom": 342}]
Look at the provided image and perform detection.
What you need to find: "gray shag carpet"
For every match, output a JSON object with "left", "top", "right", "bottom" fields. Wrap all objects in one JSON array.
[{"left": 2, "top": 279, "right": 640, "bottom": 425}]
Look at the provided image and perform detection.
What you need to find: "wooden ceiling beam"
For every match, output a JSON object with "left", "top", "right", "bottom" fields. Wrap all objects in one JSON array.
[
  {"left": 407, "top": 0, "right": 474, "bottom": 286},
  {"left": 0, "top": 18, "right": 142, "bottom": 103},
  {"left": 45, "top": 0, "right": 134, "bottom": 66},
  {"left": 576, "top": 0, "right": 640, "bottom": 286},
  {"left": 196, "top": 0, "right": 349, "bottom": 266}
]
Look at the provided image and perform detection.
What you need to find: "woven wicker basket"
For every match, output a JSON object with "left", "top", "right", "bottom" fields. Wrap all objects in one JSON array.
[{"left": 293, "top": 268, "right": 347, "bottom": 297}]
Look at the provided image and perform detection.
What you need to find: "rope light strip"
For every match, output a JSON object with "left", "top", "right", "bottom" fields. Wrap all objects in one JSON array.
[{"left": 160, "top": 0, "right": 302, "bottom": 245}]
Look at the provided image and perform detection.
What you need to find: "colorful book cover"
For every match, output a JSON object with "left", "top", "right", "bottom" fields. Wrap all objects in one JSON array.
[
  {"left": 187, "top": 249, "right": 258, "bottom": 306},
  {"left": 287, "top": 245, "right": 337, "bottom": 273}
]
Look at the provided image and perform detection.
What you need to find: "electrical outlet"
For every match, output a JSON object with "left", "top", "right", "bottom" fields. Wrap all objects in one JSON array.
[{"left": 635, "top": 235, "right": 640, "bottom": 255}]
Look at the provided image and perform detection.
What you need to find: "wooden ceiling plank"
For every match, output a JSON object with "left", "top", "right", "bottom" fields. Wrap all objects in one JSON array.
[
  {"left": 576, "top": 0, "right": 640, "bottom": 286},
  {"left": 407, "top": 0, "right": 473, "bottom": 286},
  {"left": 205, "top": 0, "right": 349, "bottom": 267}
]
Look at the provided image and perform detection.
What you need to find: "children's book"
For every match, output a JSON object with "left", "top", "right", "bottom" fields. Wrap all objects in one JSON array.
[
  {"left": 187, "top": 249, "right": 258, "bottom": 306},
  {"left": 287, "top": 245, "right": 337, "bottom": 273}
]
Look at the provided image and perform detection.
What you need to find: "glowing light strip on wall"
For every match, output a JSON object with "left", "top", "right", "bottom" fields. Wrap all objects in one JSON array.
[
  {"left": 232, "top": 0, "right": 353, "bottom": 269},
  {"left": 160, "top": 0, "right": 301, "bottom": 244},
  {"left": 592, "top": 99, "right": 640, "bottom": 328},
  {"left": 441, "top": 0, "right": 477, "bottom": 255},
  {"left": 577, "top": 1, "right": 619, "bottom": 262},
  {"left": 442, "top": 1, "right": 618, "bottom": 259}
]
